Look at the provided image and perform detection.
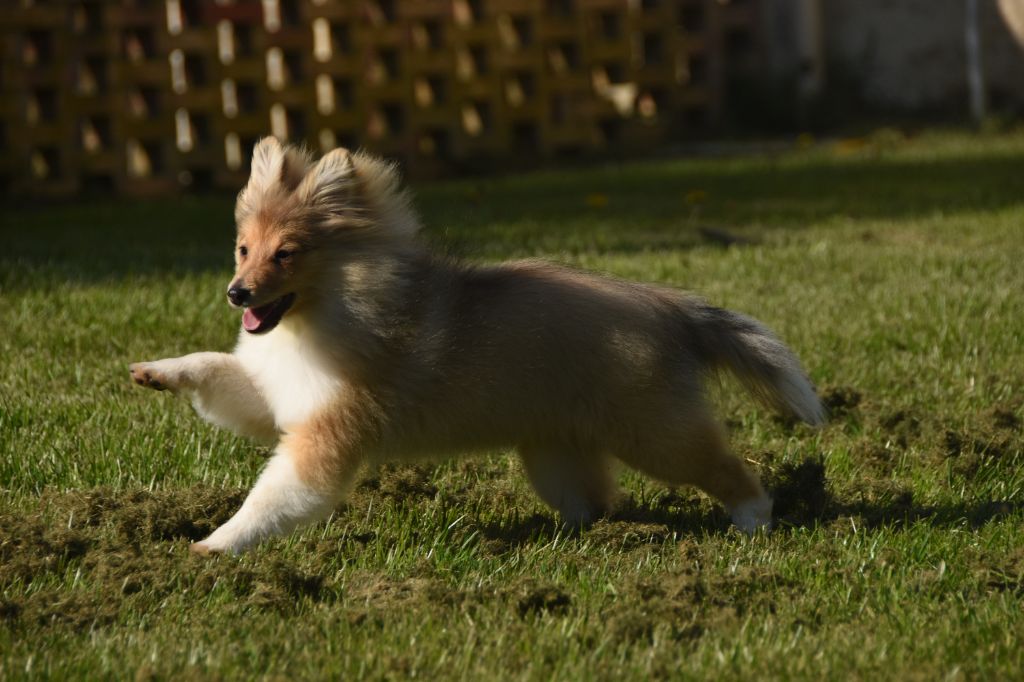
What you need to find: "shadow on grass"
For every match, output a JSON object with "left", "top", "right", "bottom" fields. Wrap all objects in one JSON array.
[
  {"left": 767, "top": 459, "right": 1021, "bottom": 531},
  {"left": 3, "top": 150, "right": 1023, "bottom": 291},
  {"left": 475, "top": 458, "right": 1019, "bottom": 553}
]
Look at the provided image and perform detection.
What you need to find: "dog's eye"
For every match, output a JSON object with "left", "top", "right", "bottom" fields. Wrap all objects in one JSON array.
[
  {"left": 238, "top": 245, "right": 248, "bottom": 257},
  {"left": 274, "top": 249, "right": 292, "bottom": 262}
]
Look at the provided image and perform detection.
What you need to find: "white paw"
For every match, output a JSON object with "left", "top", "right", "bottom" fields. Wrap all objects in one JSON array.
[
  {"left": 190, "top": 523, "right": 252, "bottom": 556},
  {"left": 129, "top": 359, "right": 184, "bottom": 392},
  {"left": 730, "top": 496, "right": 774, "bottom": 535}
]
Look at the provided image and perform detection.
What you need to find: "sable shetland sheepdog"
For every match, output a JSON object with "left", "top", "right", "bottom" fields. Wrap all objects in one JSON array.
[{"left": 130, "top": 138, "right": 824, "bottom": 555}]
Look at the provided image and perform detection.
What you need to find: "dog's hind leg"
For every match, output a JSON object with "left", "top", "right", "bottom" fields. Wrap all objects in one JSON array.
[
  {"left": 518, "top": 445, "right": 619, "bottom": 526},
  {"left": 191, "top": 408, "right": 363, "bottom": 555},
  {"left": 616, "top": 411, "right": 772, "bottom": 534},
  {"left": 130, "top": 352, "right": 277, "bottom": 442}
]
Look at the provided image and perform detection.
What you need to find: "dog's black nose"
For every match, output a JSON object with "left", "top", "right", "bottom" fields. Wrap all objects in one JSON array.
[{"left": 227, "top": 286, "right": 250, "bottom": 306}]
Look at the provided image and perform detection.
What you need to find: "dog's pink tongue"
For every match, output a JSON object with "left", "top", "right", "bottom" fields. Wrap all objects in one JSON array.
[{"left": 242, "top": 307, "right": 264, "bottom": 332}]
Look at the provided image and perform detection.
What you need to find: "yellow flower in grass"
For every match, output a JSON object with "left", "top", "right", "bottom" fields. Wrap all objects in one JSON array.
[{"left": 684, "top": 189, "right": 708, "bottom": 205}]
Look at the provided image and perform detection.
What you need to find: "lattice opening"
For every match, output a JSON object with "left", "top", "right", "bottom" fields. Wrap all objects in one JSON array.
[
  {"left": 412, "top": 19, "right": 444, "bottom": 51},
  {"left": 546, "top": 0, "right": 574, "bottom": 19},
  {"left": 80, "top": 116, "right": 112, "bottom": 153},
  {"left": 453, "top": 0, "right": 484, "bottom": 26},
  {"left": 417, "top": 128, "right": 450, "bottom": 158},
  {"left": 331, "top": 21, "right": 353, "bottom": 55},
  {"left": 461, "top": 101, "right": 491, "bottom": 137},
  {"left": 126, "top": 139, "right": 164, "bottom": 178},
  {"left": 72, "top": 3, "right": 105, "bottom": 35},
  {"left": 598, "top": 117, "right": 623, "bottom": 144},
  {"left": 81, "top": 173, "right": 115, "bottom": 193},
  {"left": 333, "top": 78, "right": 355, "bottom": 110},
  {"left": 123, "top": 28, "right": 156, "bottom": 63},
  {"left": 27, "top": 88, "right": 58, "bottom": 124},
  {"left": 513, "top": 122, "right": 539, "bottom": 149},
  {"left": 504, "top": 72, "right": 536, "bottom": 107},
  {"left": 414, "top": 76, "right": 446, "bottom": 109},
  {"left": 128, "top": 87, "right": 161, "bottom": 119},
  {"left": 278, "top": 0, "right": 302, "bottom": 27},
  {"left": 30, "top": 148, "right": 59, "bottom": 180},
  {"left": 382, "top": 104, "right": 404, "bottom": 135},
  {"left": 547, "top": 42, "right": 579, "bottom": 74},
  {"left": 498, "top": 15, "right": 532, "bottom": 50},
  {"left": 684, "top": 106, "right": 708, "bottom": 128},
  {"left": 679, "top": 4, "right": 705, "bottom": 32},
  {"left": 22, "top": 30, "right": 54, "bottom": 66},
  {"left": 367, "top": 104, "right": 404, "bottom": 140},
  {"left": 636, "top": 88, "right": 667, "bottom": 119},
  {"left": 598, "top": 11, "right": 621, "bottom": 40},
  {"left": 688, "top": 55, "right": 708, "bottom": 85},
  {"left": 456, "top": 46, "right": 488, "bottom": 81},
  {"left": 726, "top": 27, "right": 754, "bottom": 58},
  {"left": 369, "top": 0, "right": 397, "bottom": 25},
  {"left": 269, "top": 104, "right": 307, "bottom": 142}
]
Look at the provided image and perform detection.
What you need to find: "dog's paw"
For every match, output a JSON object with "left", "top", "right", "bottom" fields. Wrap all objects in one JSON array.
[
  {"left": 190, "top": 536, "right": 243, "bottom": 556},
  {"left": 129, "top": 362, "right": 173, "bottom": 391},
  {"left": 189, "top": 541, "right": 218, "bottom": 556},
  {"left": 730, "top": 495, "right": 774, "bottom": 536}
]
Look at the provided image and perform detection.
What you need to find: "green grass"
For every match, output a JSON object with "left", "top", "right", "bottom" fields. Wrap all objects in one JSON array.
[{"left": 2, "top": 129, "right": 1023, "bottom": 680}]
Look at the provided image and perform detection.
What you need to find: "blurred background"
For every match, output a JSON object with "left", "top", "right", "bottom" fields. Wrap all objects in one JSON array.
[{"left": 2, "top": 0, "right": 1023, "bottom": 196}]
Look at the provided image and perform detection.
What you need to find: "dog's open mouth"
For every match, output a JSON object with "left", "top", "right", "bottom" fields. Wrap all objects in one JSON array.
[{"left": 242, "top": 293, "right": 296, "bottom": 334}]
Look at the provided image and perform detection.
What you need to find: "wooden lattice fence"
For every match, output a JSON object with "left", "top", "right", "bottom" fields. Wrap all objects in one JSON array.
[{"left": 0, "top": 0, "right": 760, "bottom": 196}]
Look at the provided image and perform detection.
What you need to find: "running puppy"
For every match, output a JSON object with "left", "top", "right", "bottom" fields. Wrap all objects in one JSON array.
[{"left": 130, "top": 138, "right": 824, "bottom": 555}]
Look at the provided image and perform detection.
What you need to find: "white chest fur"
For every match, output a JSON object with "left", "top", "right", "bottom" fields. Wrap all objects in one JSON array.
[{"left": 234, "top": 325, "right": 343, "bottom": 429}]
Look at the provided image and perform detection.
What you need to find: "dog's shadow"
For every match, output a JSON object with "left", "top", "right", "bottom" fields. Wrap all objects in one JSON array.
[
  {"left": 476, "top": 460, "right": 1019, "bottom": 553},
  {"left": 765, "top": 459, "right": 1021, "bottom": 531}
]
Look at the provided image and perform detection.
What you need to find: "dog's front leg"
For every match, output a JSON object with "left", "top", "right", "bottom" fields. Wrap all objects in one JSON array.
[
  {"left": 191, "top": 409, "right": 363, "bottom": 555},
  {"left": 130, "top": 352, "right": 277, "bottom": 442}
]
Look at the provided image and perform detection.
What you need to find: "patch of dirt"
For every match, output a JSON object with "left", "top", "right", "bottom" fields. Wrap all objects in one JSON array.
[
  {"left": 355, "top": 464, "right": 439, "bottom": 503},
  {"left": 515, "top": 580, "right": 572, "bottom": 617},
  {"left": 604, "top": 565, "right": 793, "bottom": 644},
  {"left": 821, "top": 386, "right": 862, "bottom": 417},
  {"left": 942, "top": 426, "right": 1018, "bottom": 479},
  {"left": 765, "top": 458, "right": 833, "bottom": 526},
  {"left": 989, "top": 407, "right": 1021, "bottom": 432},
  {"left": 0, "top": 487, "right": 346, "bottom": 631},
  {"left": 584, "top": 521, "right": 672, "bottom": 551},
  {"left": 853, "top": 440, "right": 899, "bottom": 476},
  {"left": 977, "top": 547, "right": 1024, "bottom": 597},
  {"left": 475, "top": 512, "right": 566, "bottom": 555},
  {"left": 876, "top": 409, "right": 922, "bottom": 449}
]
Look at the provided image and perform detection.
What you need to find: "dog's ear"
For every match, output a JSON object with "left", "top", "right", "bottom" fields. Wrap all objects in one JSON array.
[
  {"left": 236, "top": 138, "right": 312, "bottom": 223},
  {"left": 249, "top": 137, "right": 310, "bottom": 192},
  {"left": 295, "top": 147, "right": 356, "bottom": 210}
]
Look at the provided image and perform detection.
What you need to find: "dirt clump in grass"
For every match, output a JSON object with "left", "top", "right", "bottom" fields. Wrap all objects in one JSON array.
[
  {"left": 821, "top": 386, "right": 862, "bottom": 417},
  {"left": 0, "top": 487, "right": 346, "bottom": 631},
  {"left": 876, "top": 409, "right": 923, "bottom": 449},
  {"left": 942, "top": 420, "right": 1020, "bottom": 480},
  {"left": 585, "top": 520, "right": 673, "bottom": 551},
  {"left": 978, "top": 546, "right": 1024, "bottom": 597},
  {"left": 355, "top": 464, "right": 439, "bottom": 503},
  {"left": 605, "top": 565, "right": 792, "bottom": 644},
  {"left": 515, "top": 580, "right": 572, "bottom": 617},
  {"left": 765, "top": 457, "right": 833, "bottom": 526},
  {"left": 989, "top": 406, "right": 1021, "bottom": 432},
  {"left": 41, "top": 486, "right": 248, "bottom": 542},
  {"left": 853, "top": 439, "right": 900, "bottom": 476}
]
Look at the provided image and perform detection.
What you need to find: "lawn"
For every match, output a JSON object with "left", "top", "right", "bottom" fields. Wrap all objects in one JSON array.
[{"left": 1, "top": 130, "right": 1022, "bottom": 680}]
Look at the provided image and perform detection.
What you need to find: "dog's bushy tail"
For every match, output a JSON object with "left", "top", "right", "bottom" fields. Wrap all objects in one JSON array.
[{"left": 689, "top": 303, "right": 826, "bottom": 425}]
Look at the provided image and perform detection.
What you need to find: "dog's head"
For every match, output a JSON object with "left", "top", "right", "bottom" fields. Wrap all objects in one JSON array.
[{"left": 228, "top": 137, "right": 419, "bottom": 334}]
